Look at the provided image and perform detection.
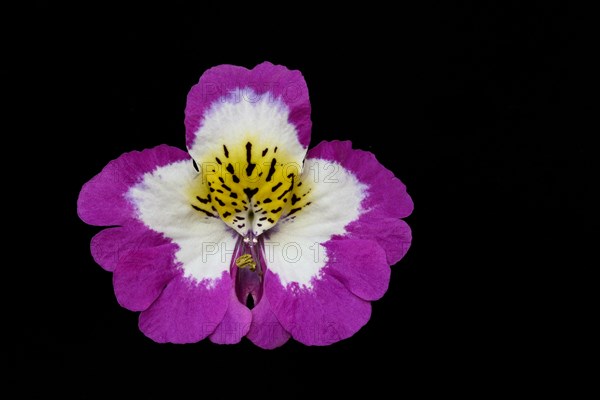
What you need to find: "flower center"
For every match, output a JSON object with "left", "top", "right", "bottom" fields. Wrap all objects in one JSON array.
[{"left": 192, "top": 141, "right": 300, "bottom": 236}]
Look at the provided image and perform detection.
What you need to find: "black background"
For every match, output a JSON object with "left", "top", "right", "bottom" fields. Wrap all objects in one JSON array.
[{"left": 9, "top": 1, "right": 578, "bottom": 386}]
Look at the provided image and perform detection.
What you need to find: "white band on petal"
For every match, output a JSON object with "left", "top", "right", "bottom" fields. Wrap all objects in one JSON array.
[
  {"left": 187, "top": 88, "right": 308, "bottom": 237},
  {"left": 188, "top": 88, "right": 306, "bottom": 165},
  {"left": 265, "top": 158, "right": 366, "bottom": 288},
  {"left": 128, "top": 160, "right": 237, "bottom": 286}
]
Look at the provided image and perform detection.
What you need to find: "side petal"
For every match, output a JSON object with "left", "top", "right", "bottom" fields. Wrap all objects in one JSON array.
[
  {"left": 77, "top": 145, "right": 189, "bottom": 226},
  {"left": 113, "top": 244, "right": 179, "bottom": 312},
  {"left": 90, "top": 222, "right": 167, "bottom": 272},
  {"left": 82, "top": 149, "right": 240, "bottom": 344},
  {"left": 138, "top": 272, "right": 230, "bottom": 344},
  {"left": 247, "top": 295, "right": 291, "bottom": 349},
  {"left": 345, "top": 218, "right": 412, "bottom": 265},
  {"left": 307, "top": 140, "right": 413, "bottom": 219},
  {"left": 261, "top": 140, "right": 413, "bottom": 345},
  {"left": 264, "top": 155, "right": 367, "bottom": 287},
  {"left": 324, "top": 239, "right": 390, "bottom": 301},
  {"left": 265, "top": 271, "right": 371, "bottom": 346},
  {"left": 304, "top": 140, "right": 414, "bottom": 265},
  {"left": 185, "top": 62, "right": 311, "bottom": 150},
  {"left": 127, "top": 157, "right": 238, "bottom": 284},
  {"left": 209, "top": 290, "right": 252, "bottom": 345}
]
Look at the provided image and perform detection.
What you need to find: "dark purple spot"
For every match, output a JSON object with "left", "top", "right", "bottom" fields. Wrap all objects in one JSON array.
[
  {"left": 196, "top": 196, "right": 210, "bottom": 204},
  {"left": 191, "top": 205, "right": 216, "bottom": 217},
  {"left": 277, "top": 176, "right": 294, "bottom": 200},
  {"left": 266, "top": 158, "right": 277, "bottom": 182},
  {"left": 243, "top": 187, "right": 258, "bottom": 200},
  {"left": 245, "top": 142, "right": 256, "bottom": 176}
]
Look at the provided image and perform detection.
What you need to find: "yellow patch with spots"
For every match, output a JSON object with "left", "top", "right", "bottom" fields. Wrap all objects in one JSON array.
[{"left": 188, "top": 139, "right": 302, "bottom": 235}]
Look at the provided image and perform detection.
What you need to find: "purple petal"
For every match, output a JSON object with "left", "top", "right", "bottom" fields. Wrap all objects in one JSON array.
[
  {"left": 247, "top": 295, "right": 291, "bottom": 349},
  {"left": 265, "top": 271, "right": 371, "bottom": 346},
  {"left": 90, "top": 222, "right": 168, "bottom": 272},
  {"left": 138, "top": 273, "right": 230, "bottom": 344},
  {"left": 184, "top": 62, "right": 311, "bottom": 149},
  {"left": 307, "top": 140, "right": 413, "bottom": 219},
  {"left": 324, "top": 239, "right": 390, "bottom": 301},
  {"left": 345, "top": 218, "right": 412, "bottom": 265},
  {"left": 77, "top": 145, "right": 189, "bottom": 226},
  {"left": 209, "top": 290, "right": 252, "bottom": 345},
  {"left": 307, "top": 140, "right": 413, "bottom": 264},
  {"left": 113, "top": 244, "right": 179, "bottom": 312}
]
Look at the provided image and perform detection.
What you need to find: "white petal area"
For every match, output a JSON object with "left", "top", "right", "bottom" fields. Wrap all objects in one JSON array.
[
  {"left": 128, "top": 160, "right": 237, "bottom": 286},
  {"left": 188, "top": 88, "right": 306, "bottom": 169},
  {"left": 264, "top": 158, "right": 367, "bottom": 288}
]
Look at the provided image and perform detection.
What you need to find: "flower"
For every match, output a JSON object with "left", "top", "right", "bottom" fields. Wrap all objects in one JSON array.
[{"left": 77, "top": 62, "right": 413, "bottom": 348}]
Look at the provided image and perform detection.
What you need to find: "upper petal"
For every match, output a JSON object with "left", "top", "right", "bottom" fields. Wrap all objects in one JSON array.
[
  {"left": 183, "top": 63, "right": 312, "bottom": 237},
  {"left": 185, "top": 62, "right": 311, "bottom": 150}
]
